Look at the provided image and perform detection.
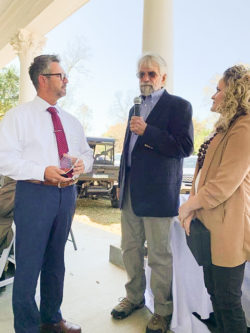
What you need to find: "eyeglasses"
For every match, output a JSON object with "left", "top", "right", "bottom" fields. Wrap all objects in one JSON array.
[
  {"left": 136, "top": 71, "right": 158, "bottom": 79},
  {"left": 41, "top": 73, "right": 68, "bottom": 81}
]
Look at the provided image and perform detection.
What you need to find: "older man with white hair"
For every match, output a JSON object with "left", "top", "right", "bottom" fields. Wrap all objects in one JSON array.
[{"left": 111, "top": 53, "right": 194, "bottom": 333}]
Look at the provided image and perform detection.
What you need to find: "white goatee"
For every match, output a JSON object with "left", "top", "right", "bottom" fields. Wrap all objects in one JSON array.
[{"left": 140, "top": 84, "right": 154, "bottom": 96}]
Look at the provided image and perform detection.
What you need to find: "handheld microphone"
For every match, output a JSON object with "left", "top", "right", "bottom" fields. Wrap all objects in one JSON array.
[{"left": 133, "top": 96, "right": 142, "bottom": 116}]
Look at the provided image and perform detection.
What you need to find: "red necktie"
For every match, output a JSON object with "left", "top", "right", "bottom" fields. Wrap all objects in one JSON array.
[{"left": 47, "top": 107, "right": 73, "bottom": 176}]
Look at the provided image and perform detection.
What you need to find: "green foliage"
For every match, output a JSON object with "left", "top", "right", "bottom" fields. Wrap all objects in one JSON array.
[
  {"left": 0, "top": 66, "right": 19, "bottom": 120},
  {"left": 193, "top": 118, "right": 211, "bottom": 155}
]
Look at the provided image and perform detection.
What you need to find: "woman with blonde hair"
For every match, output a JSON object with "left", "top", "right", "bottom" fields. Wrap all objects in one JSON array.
[{"left": 179, "top": 64, "right": 250, "bottom": 332}]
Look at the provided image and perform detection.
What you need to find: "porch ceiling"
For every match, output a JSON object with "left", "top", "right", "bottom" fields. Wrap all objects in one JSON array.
[{"left": 0, "top": 0, "right": 90, "bottom": 69}]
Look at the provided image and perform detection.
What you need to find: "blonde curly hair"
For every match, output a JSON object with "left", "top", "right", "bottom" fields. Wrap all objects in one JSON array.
[{"left": 215, "top": 65, "right": 250, "bottom": 132}]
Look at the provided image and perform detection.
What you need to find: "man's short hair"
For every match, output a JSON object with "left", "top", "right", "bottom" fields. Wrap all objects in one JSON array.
[
  {"left": 29, "top": 54, "right": 60, "bottom": 90},
  {"left": 137, "top": 53, "right": 167, "bottom": 77}
]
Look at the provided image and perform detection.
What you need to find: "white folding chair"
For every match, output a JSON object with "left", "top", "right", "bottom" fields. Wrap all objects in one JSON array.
[
  {"left": 0, "top": 224, "right": 15, "bottom": 288},
  {"left": 0, "top": 224, "right": 76, "bottom": 290}
]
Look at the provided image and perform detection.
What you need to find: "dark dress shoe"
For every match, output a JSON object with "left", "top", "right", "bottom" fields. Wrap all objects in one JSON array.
[{"left": 40, "top": 319, "right": 81, "bottom": 333}]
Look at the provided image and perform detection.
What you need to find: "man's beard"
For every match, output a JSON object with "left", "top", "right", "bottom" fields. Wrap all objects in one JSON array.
[{"left": 140, "top": 84, "right": 154, "bottom": 96}]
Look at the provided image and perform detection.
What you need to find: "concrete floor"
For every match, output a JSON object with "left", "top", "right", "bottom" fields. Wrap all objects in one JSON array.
[{"left": 0, "top": 219, "right": 173, "bottom": 333}]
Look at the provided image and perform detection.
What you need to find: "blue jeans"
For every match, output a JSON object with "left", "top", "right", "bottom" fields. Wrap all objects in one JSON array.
[
  {"left": 203, "top": 262, "right": 247, "bottom": 333},
  {"left": 13, "top": 181, "right": 77, "bottom": 333}
]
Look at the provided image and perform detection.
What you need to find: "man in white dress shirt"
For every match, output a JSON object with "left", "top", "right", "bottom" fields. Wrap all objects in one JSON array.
[{"left": 0, "top": 55, "right": 93, "bottom": 333}]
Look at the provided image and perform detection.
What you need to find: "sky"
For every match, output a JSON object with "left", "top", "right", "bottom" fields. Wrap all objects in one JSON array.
[{"left": 32, "top": 0, "right": 250, "bottom": 135}]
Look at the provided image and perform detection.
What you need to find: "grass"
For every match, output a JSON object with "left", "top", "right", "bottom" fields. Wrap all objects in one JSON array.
[{"left": 75, "top": 197, "right": 121, "bottom": 225}]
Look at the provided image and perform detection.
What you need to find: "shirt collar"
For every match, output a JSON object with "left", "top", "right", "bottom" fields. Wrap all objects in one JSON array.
[
  {"left": 34, "top": 95, "right": 61, "bottom": 114},
  {"left": 141, "top": 88, "right": 165, "bottom": 100}
]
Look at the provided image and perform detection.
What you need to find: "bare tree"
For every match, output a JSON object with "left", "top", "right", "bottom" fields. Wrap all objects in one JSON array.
[
  {"left": 74, "top": 104, "right": 93, "bottom": 134},
  {"left": 103, "top": 122, "right": 126, "bottom": 153},
  {"left": 58, "top": 35, "right": 93, "bottom": 131},
  {"left": 110, "top": 89, "right": 138, "bottom": 123},
  {"left": 61, "top": 35, "right": 90, "bottom": 76}
]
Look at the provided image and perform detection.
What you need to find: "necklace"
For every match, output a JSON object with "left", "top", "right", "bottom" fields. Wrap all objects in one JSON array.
[{"left": 197, "top": 133, "right": 217, "bottom": 170}]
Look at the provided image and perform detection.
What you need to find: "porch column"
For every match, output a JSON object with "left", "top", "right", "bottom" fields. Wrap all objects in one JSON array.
[
  {"left": 142, "top": 0, "right": 173, "bottom": 92},
  {"left": 10, "top": 29, "right": 46, "bottom": 104}
]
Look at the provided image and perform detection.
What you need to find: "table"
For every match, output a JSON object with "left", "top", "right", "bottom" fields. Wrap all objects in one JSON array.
[{"left": 145, "top": 195, "right": 250, "bottom": 332}]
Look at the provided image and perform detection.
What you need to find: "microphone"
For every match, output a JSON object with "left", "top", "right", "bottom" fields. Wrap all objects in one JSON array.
[{"left": 133, "top": 96, "right": 142, "bottom": 116}]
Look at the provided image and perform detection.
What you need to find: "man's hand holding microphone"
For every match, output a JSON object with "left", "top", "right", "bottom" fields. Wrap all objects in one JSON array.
[{"left": 130, "top": 97, "right": 147, "bottom": 136}]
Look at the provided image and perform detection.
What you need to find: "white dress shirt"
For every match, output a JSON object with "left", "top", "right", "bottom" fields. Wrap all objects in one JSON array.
[{"left": 0, "top": 96, "right": 93, "bottom": 181}]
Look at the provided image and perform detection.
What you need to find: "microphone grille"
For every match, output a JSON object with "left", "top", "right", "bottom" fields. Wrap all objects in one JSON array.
[{"left": 134, "top": 96, "right": 142, "bottom": 105}]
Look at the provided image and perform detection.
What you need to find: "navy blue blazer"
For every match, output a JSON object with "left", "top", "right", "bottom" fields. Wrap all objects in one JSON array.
[{"left": 118, "top": 90, "right": 194, "bottom": 217}]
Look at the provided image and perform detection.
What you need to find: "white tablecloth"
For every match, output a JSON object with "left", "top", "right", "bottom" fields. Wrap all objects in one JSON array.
[{"left": 145, "top": 195, "right": 250, "bottom": 332}]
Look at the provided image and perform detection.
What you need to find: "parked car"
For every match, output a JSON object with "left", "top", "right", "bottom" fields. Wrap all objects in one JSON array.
[
  {"left": 77, "top": 137, "right": 120, "bottom": 208},
  {"left": 181, "top": 155, "right": 197, "bottom": 192}
]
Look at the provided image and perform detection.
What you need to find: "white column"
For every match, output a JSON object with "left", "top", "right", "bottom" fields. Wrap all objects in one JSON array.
[
  {"left": 142, "top": 0, "right": 173, "bottom": 92},
  {"left": 10, "top": 29, "right": 46, "bottom": 104}
]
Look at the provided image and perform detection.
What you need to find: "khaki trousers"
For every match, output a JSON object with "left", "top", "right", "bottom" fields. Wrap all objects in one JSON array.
[{"left": 121, "top": 178, "right": 174, "bottom": 316}]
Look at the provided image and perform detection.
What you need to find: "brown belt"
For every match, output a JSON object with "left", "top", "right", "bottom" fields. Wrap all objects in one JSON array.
[{"left": 25, "top": 179, "right": 77, "bottom": 188}]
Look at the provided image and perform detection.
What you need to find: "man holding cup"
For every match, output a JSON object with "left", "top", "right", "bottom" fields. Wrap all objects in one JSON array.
[{"left": 0, "top": 55, "right": 93, "bottom": 333}]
